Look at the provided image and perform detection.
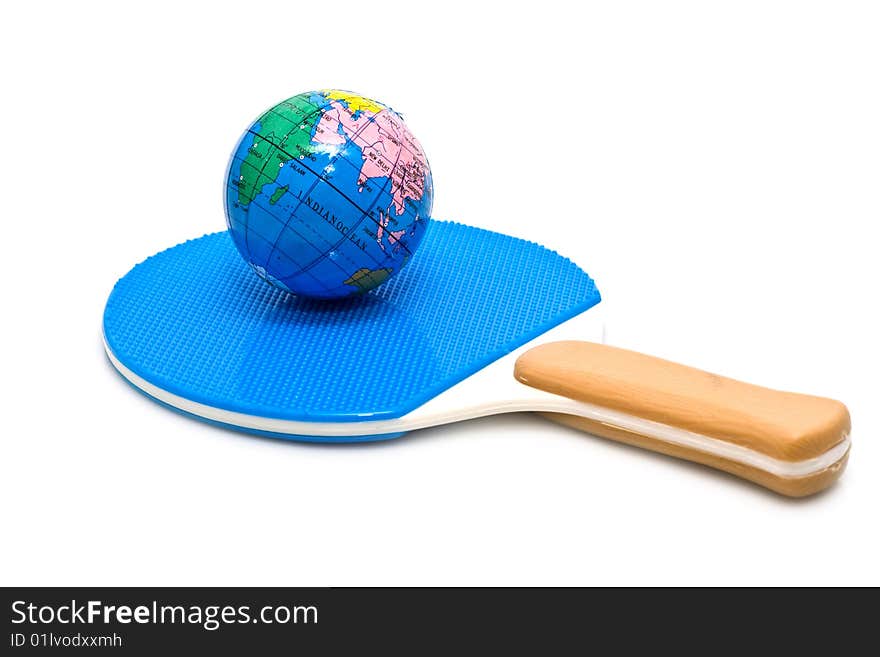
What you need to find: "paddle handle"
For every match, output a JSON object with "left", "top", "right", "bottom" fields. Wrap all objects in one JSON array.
[{"left": 514, "top": 341, "right": 850, "bottom": 497}]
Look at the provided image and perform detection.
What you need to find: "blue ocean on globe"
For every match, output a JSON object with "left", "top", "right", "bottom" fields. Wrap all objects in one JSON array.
[{"left": 224, "top": 90, "right": 434, "bottom": 299}]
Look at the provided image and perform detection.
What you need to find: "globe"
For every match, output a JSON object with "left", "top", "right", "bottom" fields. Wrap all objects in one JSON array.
[{"left": 224, "top": 90, "right": 433, "bottom": 299}]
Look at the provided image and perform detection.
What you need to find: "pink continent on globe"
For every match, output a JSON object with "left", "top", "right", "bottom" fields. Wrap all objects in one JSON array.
[
  {"left": 312, "top": 101, "right": 428, "bottom": 215},
  {"left": 376, "top": 210, "right": 408, "bottom": 253}
]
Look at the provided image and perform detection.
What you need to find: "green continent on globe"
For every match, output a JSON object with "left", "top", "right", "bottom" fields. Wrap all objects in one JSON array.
[
  {"left": 344, "top": 267, "right": 393, "bottom": 293},
  {"left": 235, "top": 94, "right": 323, "bottom": 206}
]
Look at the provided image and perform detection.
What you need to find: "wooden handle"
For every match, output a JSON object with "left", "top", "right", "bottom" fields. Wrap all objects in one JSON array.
[{"left": 514, "top": 341, "right": 851, "bottom": 496}]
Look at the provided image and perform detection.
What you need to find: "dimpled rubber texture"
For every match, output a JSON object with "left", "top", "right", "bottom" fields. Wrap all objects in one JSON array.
[{"left": 103, "top": 221, "right": 600, "bottom": 429}]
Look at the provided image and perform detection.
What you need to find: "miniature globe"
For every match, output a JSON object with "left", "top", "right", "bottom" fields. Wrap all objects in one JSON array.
[{"left": 224, "top": 90, "right": 433, "bottom": 299}]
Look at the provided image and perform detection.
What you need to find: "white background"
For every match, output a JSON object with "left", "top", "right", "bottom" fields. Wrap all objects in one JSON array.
[{"left": 1, "top": 1, "right": 878, "bottom": 586}]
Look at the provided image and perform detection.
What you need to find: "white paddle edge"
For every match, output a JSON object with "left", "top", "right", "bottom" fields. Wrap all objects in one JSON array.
[{"left": 103, "top": 308, "right": 850, "bottom": 480}]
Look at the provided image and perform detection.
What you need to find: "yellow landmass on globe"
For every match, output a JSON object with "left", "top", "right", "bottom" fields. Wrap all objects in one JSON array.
[
  {"left": 323, "top": 90, "right": 386, "bottom": 114},
  {"left": 344, "top": 267, "right": 393, "bottom": 293}
]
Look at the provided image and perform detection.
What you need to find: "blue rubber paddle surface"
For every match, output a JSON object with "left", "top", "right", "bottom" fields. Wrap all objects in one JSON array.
[{"left": 103, "top": 221, "right": 600, "bottom": 422}]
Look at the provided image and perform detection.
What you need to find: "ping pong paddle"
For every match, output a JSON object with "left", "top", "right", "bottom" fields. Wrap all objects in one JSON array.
[{"left": 103, "top": 221, "right": 851, "bottom": 497}]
